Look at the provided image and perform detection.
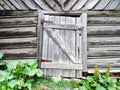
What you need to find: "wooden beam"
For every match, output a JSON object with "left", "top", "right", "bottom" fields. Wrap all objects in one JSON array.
[
  {"left": 81, "top": 13, "right": 87, "bottom": 72},
  {"left": 41, "top": 62, "right": 82, "bottom": 70},
  {"left": 43, "top": 24, "right": 82, "bottom": 30},
  {"left": 37, "top": 11, "right": 44, "bottom": 67}
]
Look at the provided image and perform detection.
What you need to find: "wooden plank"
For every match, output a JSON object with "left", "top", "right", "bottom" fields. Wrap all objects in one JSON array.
[
  {"left": 64, "top": 0, "right": 78, "bottom": 10},
  {"left": 42, "top": 15, "right": 49, "bottom": 60},
  {"left": 116, "top": 4, "right": 120, "bottom": 10},
  {"left": 21, "top": 0, "right": 37, "bottom": 10},
  {"left": 41, "top": 62, "right": 82, "bottom": 70},
  {"left": 88, "top": 26, "right": 120, "bottom": 36},
  {"left": 0, "top": 27, "right": 36, "bottom": 38},
  {"left": 60, "top": 16, "right": 69, "bottom": 77},
  {"left": 76, "top": 16, "right": 82, "bottom": 78},
  {"left": 0, "top": 44, "right": 36, "bottom": 49},
  {"left": 1, "top": 0, "right": 11, "bottom": 10},
  {"left": 82, "top": 0, "right": 99, "bottom": 10},
  {"left": 88, "top": 63, "right": 120, "bottom": 68},
  {"left": 15, "top": 0, "right": 28, "bottom": 9},
  {"left": 105, "top": 0, "right": 120, "bottom": 10},
  {"left": 43, "top": 24, "right": 81, "bottom": 30},
  {"left": 94, "top": 0, "right": 111, "bottom": 10},
  {"left": 88, "top": 58, "right": 120, "bottom": 64},
  {"left": 88, "top": 17, "right": 120, "bottom": 24},
  {"left": 88, "top": 37, "right": 120, "bottom": 46},
  {"left": 0, "top": 48, "right": 36, "bottom": 54},
  {"left": 34, "top": 0, "right": 52, "bottom": 10},
  {"left": 0, "top": 5, "right": 4, "bottom": 10},
  {"left": 44, "top": 0, "right": 61, "bottom": 10},
  {"left": 0, "top": 37, "right": 36, "bottom": 44},
  {"left": 9, "top": 0, "right": 22, "bottom": 10},
  {"left": 81, "top": 13, "right": 87, "bottom": 72},
  {"left": 88, "top": 68, "right": 120, "bottom": 73},
  {"left": 0, "top": 10, "right": 37, "bottom": 17},
  {"left": 37, "top": 12, "right": 44, "bottom": 67},
  {"left": 3, "top": 0, "right": 16, "bottom": 10},
  {"left": 52, "top": 15, "right": 61, "bottom": 77},
  {"left": 44, "top": 28, "right": 80, "bottom": 64},
  {"left": 0, "top": 17, "right": 37, "bottom": 26},
  {"left": 72, "top": 0, "right": 88, "bottom": 10},
  {"left": 69, "top": 17, "right": 76, "bottom": 77},
  {"left": 88, "top": 47, "right": 120, "bottom": 57}
]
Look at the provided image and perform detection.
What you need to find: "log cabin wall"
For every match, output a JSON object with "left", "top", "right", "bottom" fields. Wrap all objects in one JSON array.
[
  {"left": 87, "top": 11, "right": 120, "bottom": 73},
  {"left": 0, "top": 10, "right": 38, "bottom": 60}
]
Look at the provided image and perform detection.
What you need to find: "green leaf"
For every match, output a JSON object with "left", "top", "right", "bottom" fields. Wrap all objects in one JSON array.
[
  {"left": 96, "top": 84, "right": 106, "bottom": 90},
  {"left": 8, "top": 80, "right": 18, "bottom": 88},
  {"left": 107, "top": 86, "right": 116, "bottom": 90},
  {"left": 86, "top": 76, "right": 94, "bottom": 82},
  {"left": 1, "top": 85, "right": 6, "bottom": 90},
  {"left": 36, "top": 69, "right": 43, "bottom": 77},
  {"left": 81, "top": 80, "right": 92, "bottom": 90},
  {"left": 7, "top": 61, "right": 18, "bottom": 70},
  {"left": 79, "top": 86, "right": 87, "bottom": 90}
]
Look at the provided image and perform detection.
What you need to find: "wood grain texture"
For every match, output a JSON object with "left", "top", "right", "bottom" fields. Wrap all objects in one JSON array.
[
  {"left": 0, "top": 10, "right": 37, "bottom": 60},
  {"left": 1, "top": 0, "right": 120, "bottom": 10}
]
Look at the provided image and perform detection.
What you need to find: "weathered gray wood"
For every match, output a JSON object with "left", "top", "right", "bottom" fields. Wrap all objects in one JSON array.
[
  {"left": 88, "top": 47, "right": 120, "bottom": 57},
  {"left": 60, "top": 16, "right": 69, "bottom": 77},
  {"left": 81, "top": 13, "right": 87, "bottom": 72},
  {"left": 0, "top": 27, "right": 36, "bottom": 38},
  {"left": 41, "top": 62, "right": 82, "bottom": 70},
  {"left": 0, "top": 5, "right": 4, "bottom": 10},
  {"left": 88, "top": 17, "right": 120, "bottom": 24},
  {"left": 3, "top": 0, "right": 16, "bottom": 10},
  {"left": 76, "top": 16, "right": 82, "bottom": 78},
  {"left": 43, "top": 24, "right": 81, "bottom": 30},
  {"left": 21, "top": 0, "right": 37, "bottom": 10},
  {"left": 15, "top": 0, "right": 28, "bottom": 9},
  {"left": 72, "top": 0, "right": 88, "bottom": 10},
  {"left": 0, "top": 10, "right": 37, "bottom": 17},
  {"left": 9, "top": 0, "right": 22, "bottom": 9},
  {"left": 64, "top": 0, "right": 77, "bottom": 10},
  {"left": 0, "top": 17, "right": 37, "bottom": 25},
  {"left": 88, "top": 58, "right": 120, "bottom": 67},
  {"left": 44, "top": 0, "right": 61, "bottom": 10},
  {"left": 34, "top": 0, "right": 52, "bottom": 10},
  {"left": 1, "top": 0, "right": 11, "bottom": 10},
  {"left": 44, "top": 28, "right": 80, "bottom": 64},
  {"left": 88, "top": 68, "right": 120, "bottom": 73},
  {"left": 105, "top": 0, "right": 120, "bottom": 10},
  {"left": 42, "top": 15, "right": 49, "bottom": 60},
  {"left": 0, "top": 37, "right": 36, "bottom": 44},
  {"left": 88, "top": 37, "right": 120, "bottom": 46},
  {"left": 82, "top": 0, "right": 99, "bottom": 10},
  {"left": 0, "top": 48, "right": 36, "bottom": 54},
  {"left": 94, "top": 0, "right": 111, "bottom": 10},
  {"left": 88, "top": 26, "right": 120, "bottom": 36},
  {"left": 37, "top": 12, "right": 44, "bottom": 67}
]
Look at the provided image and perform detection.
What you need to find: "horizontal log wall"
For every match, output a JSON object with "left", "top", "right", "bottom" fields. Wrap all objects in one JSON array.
[
  {"left": 0, "top": 10, "right": 37, "bottom": 60},
  {"left": 87, "top": 11, "right": 120, "bottom": 72}
]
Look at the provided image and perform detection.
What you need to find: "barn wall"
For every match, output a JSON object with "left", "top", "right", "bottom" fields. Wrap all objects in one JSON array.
[
  {"left": 0, "top": 10, "right": 37, "bottom": 60},
  {"left": 87, "top": 11, "right": 120, "bottom": 72}
]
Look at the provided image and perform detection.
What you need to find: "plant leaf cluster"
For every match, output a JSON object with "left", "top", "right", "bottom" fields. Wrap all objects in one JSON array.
[
  {"left": 0, "top": 53, "right": 43, "bottom": 90},
  {"left": 79, "top": 64, "right": 120, "bottom": 90}
]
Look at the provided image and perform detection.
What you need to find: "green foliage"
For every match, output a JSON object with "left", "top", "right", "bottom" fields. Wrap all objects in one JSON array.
[
  {"left": 79, "top": 64, "right": 120, "bottom": 90},
  {"left": 0, "top": 59, "right": 43, "bottom": 90}
]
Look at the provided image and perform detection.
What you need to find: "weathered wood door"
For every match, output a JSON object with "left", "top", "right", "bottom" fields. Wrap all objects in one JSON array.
[{"left": 38, "top": 13, "right": 87, "bottom": 78}]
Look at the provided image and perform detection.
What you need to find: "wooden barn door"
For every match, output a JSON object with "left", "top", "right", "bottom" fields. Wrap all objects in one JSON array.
[{"left": 38, "top": 13, "right": 87, "bottom": 78}]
